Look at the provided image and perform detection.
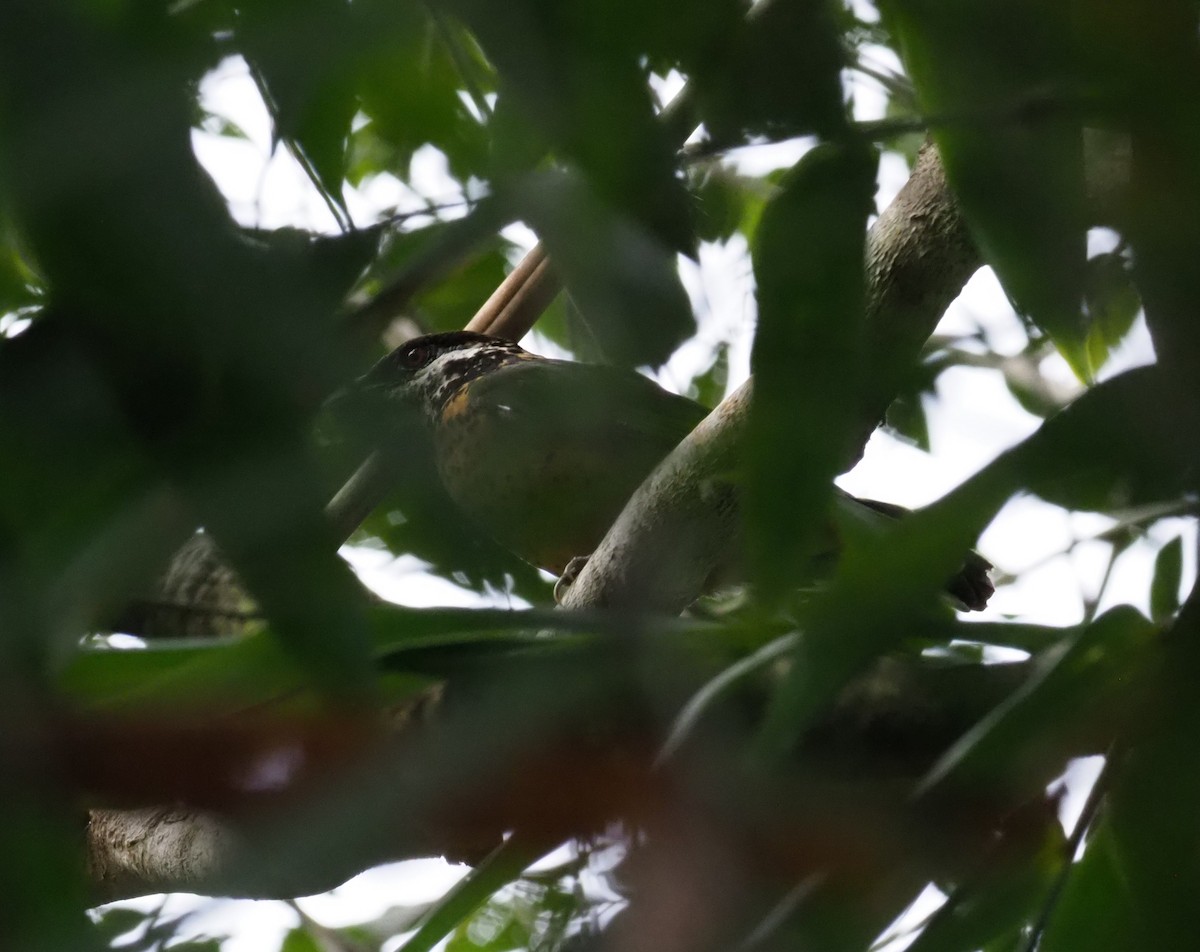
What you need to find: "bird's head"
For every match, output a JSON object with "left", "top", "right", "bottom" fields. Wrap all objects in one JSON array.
[{"left": 358, "top": 331, "right": 530, "bottom": 423}]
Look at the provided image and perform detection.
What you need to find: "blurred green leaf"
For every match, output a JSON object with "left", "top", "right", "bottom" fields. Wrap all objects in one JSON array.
[
  {"left": 198, "top": 110, "right": 251, "bottom": 141},
  {"left": 415, "top": 246, "right": 512, "bottom": 333},
  {"left": 399, "top": 837, "right": 536, "bottom": 952},
  {"left": 89, "top": 907, "right": 150, "bottom": 945},
  {"left": 0, "top": 0, "right": 383, "bottom": 700},
  {"left": 882, "top": 0, "right": 1089, "bottom": 378},
  {"left": 691, "top": 0, "right": 848, "bottom": 144},
  {"left": 235, "top": 0, "right": 361, "bottom": 213},
  {"left": 688, "top": 163, "right": 756, "bottom": 245},
  {"left": 437, "top": 0, "right": 696, "bottom": 254},
  {"left": 1149, "top": 536, "right": 1182, "bottom": 623},
  {"left": 1084, "top": 2, "right": 1200, "bottom": 389},
  {"left": 0, "top": 218, "right": 42, "bottom": 315},
  {"left": 917, "top": 606, "right": 1154, "bottom": 802},
  {"left": 164, "top": 942, "right": 222, "bottom": 952},
  {"left": 885, "top": 391, "right": 931, "bottom": 451},
  {"left": 1082, "top": 252, "right": 1141, "bottom": 375},
  {"left": 1021, "top": 367, "right": 1199, "bottom": 511},
  {"left": 754, "top": 357, "right": 1195, "bottom": 764},
  {"left": 244, "top": 224, "right": 384, "bottom": 318},
  {"left": 520, "top": 170, "right": 695, "bottom": 367},
  {"left": 688, "top": 342, "right": 730, "bottom": 409},
  {"left": 355, "top": 223, "right": 513, "bottom": 335},
  {"left": 352, "top": 0, "right": 490, "bottom": 183},
  {"left": 746, "top": 139, "right": 878, "bottom": 601},
  {"left": 1106, "top": 598, "right": 1200, "bottom": 949},
  {"left": 1039, "top": 819, "right": 1136, "bottom": 952},
  {"left": 906, "top": 802, "right": 1063, "bottom": 952},
  {"left": 446, "top": 878, "right": 581, "bottom": 952},
  {"left": 280, "top": 927, "right": 324, "bottom": 952},
  {"left": 61, "top": 604, "right": 597, "bottom": 711}
]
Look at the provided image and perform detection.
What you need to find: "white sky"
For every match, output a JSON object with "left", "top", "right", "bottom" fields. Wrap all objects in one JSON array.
[{"left": 118, "top": 48, "right": 1197, "bottom": 952}]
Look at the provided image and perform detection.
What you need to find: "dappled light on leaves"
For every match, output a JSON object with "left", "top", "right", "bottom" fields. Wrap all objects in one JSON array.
[{"left": 0, "top": 1, "right": 1195, "bottom": 951}]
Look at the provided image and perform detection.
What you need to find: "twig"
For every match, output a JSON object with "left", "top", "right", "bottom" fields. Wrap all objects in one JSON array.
[{"left": 464, "top": 242, "right": 555, "bottom": 339}]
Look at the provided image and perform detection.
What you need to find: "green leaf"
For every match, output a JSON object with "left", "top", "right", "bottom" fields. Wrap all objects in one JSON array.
[
  {"left": 354, "top": 222, "right": 513, "bottom": 336},
  {"left": 89, "top": 907, "right": 150, "bottom": 944},
  {"left": 905, "top": 803, "right": 1063, "bottom": 952},
  {"left": 60, "top": 603, "right": 596, "bottom": 711},
  {"left": 750, "top": 453, "right": 1013, "bottom": 763},
  {"left": 1020, "top": 367, "right": 1200, "bottom": 512},
  {"left": 235, "top": 0, "right": 362, "bottom": 211},
  {"left": 62, "top": 633, "right": 319, "bottom": 712},
  {"left": 398, "top": 837, "right": 537, "bottom": 952},
  {"left": 882, "top": 0, "right": 1089, "bottom": 377},
  {"left": 438, "top": 0, "right": 696, "bottom": 254},
  {"left": 687, "top": 342, "right": 730, "bottom": 409},
  {"left": 745, "top": 139, "right": 878, "bottom": 601},
  {"left": 279, "top": 927, "right": 324, "bottom": 952},
  {"left": 0, "top": 0, "right": 383, "bottom": 700},
  {"left": 1088, "top": 3, "right": 1200, "bottom": 388},
  {"left": 1083, "top": 252, "right": 1141, "bottom": 375},
  {"left": 753, "top": 362, "right": 1188, "bottom": 763},
  {"left": 1107, "top": 624, "right": 1200, "bottom": 950},
  {"left": 688, "top": 162, "right": 756, "bottom": 244},
  {"left": 916, "top": 606, "right": 1154, "bottom": 802},
  {"left": 519, "top": 170, "right": 695, "bottom": 367},
  {"left": 244, "top": 225, "right": 383, "bottom": 317},
  {"left": 691, "top": 0, "right": 848, "bottom": 144},
  {"left": 353, "top": 1, "right": 490, "bottom": 183},
  {"left": 415, "top": 245, "right": 512, "bottom": 333},
  {"left": 1039, "top": 819, "right": 1137, "bottom": 952},
  {"left": 1149, "top": 536, "right": 1182, "bottom": 623},
  {"left": 885, "top": 391, "right": 931, "bottom": 451},
  {"left": 198, "top": 110, "right": 251, "bottom": 141},
  {"left": 0, "top": 217, "right": 42, "bottom": 316}
]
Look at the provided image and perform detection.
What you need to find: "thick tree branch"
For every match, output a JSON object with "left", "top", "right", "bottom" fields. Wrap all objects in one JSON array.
[
  {"left": 88, "top": 808, "right": 245, "bottom": 903},
  {"left": 562, "top": 144, "right": 982, "bottom": 612}
]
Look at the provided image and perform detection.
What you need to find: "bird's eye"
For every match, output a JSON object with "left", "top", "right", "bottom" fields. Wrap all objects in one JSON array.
[{"left": 400, "top": 344, "right": 430, "bottom": 370}]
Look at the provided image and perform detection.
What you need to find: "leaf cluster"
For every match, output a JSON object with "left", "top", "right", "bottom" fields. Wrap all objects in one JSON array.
[{"left": 0, "top": 2, "right": 1197, "bottom": 952}]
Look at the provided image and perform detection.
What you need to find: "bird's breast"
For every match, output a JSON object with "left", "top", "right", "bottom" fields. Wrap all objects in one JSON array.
[{"left": 432, "top": 396, "right": 662, "bottom": 575}]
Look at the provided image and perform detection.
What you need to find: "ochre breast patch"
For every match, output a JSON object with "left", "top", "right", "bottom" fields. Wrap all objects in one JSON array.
[{"left": 440, "top": 383, "right": 474, "bottom": 422}]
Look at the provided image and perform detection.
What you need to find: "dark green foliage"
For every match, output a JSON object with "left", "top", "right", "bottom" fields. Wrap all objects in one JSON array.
[
  {"left": 0, "top": 1, "right": 1197, "bottom": 951},
  {"left": 435, "top": 0, "right": 697, "bottom": 255},
  {"left": 519, "top": 170, "right": 696, "bottom": 367},
  {"left": 881, "top": 0, "right": 1090, "bottom": 378},
  {"left": 746, "top": 139, "right": 878, "bottom": 601}
]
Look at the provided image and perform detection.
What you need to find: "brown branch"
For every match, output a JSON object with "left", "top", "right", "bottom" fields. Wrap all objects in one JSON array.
[
  {"left": 563, "top": 143, "right": 983, "bottom": 613},
  {"left": 464, "top": 242, "right": 560, "bottom": 341}
]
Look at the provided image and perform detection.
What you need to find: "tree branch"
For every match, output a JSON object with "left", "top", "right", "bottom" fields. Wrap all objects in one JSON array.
[{"left": 562, "top": 143, "right": 982, "bottom": 613}]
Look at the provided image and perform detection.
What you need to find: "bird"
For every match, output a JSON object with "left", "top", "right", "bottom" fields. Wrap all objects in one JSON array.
[{"left": 346, "top": 330, "right": 993, "bottom": 610}]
